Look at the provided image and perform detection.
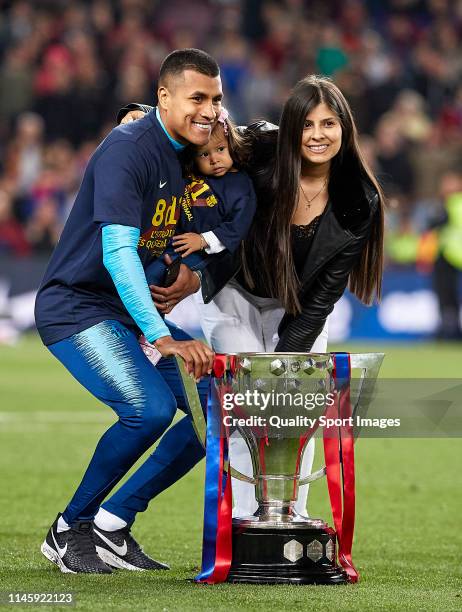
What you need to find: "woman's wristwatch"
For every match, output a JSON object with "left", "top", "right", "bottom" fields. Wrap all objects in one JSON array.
[{"left": 193, "top": 269, "right": 202, "bottom": 285}]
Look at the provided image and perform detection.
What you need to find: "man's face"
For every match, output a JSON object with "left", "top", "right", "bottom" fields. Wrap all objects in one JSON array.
[{"left": 158, "top": 70, "right": 223, "bottom": 146}]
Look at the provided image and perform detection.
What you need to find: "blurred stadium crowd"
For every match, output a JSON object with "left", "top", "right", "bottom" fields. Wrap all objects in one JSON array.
[{"left": 0, "top": 0, "right": 461, "bottom": 269}]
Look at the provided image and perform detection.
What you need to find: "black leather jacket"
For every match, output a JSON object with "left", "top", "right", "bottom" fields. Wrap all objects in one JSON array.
[
  {"left": 118, "top": 105, "right": 380, "bottom": 352},
  {"left": 201, "top": 182, "right": 379, "bottom": 352}
]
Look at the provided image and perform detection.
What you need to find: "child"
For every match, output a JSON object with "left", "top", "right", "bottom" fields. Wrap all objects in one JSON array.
[
  {"left": 146, "top": 109, "right": 256, "bottom": 282},
  {"left": 139, "top": 109, "right": 257, "bottom": 362}
]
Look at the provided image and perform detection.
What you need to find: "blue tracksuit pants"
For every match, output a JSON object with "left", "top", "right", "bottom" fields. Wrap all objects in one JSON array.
[{"left": 48, "top": 318, "right": 206, "bottom": 525}]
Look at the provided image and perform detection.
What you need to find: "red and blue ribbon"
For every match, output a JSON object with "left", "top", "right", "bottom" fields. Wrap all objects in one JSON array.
[
  {"left": 195, "top": 369, "right": 233, "bottom": 584},
  {"left": 323, "top": 352, "right": 358, "bottom": 583}
]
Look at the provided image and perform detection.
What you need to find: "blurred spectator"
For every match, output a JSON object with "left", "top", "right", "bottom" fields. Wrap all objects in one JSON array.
[
  {"left": 67, "top": 30, "right": 110, "bottom": 143},
  {"left": 362, "top": 57, "right": 407, "bottom": 132},
  {"left": 258, "top": 7, "right": 294, "bottom": 71},
  {"left": 358, "top": 134, "right": 381, "bottom": 174},
  {"left": 34, "top": 45, "right": 80, "bottom": 145},
  {"left": 316, "top": 25, "right": 349, "bottom": 76},
  {"left": 25, "top": 196, "right": 61, "bottom": 255},
  {"left": 339, "top": 0, "right": 369, "bottom": 53},
  {"left": 0, "top": 187, "right": 30, "bottom": 257},
  {"left": 109, "top": 65, "right": 154, "bottom": 124},
  {"left": 432, "top": 171, "right": 462, "bottom": 340},
  {"left": 375, "top": 115, "right": 415, "bottom": 205},
  {"left": 438, "top": 84, "right": 462, "bottom": 145},
  {"left": 386, "top": 211, "right": 420, "bottom": 267},
  {"left": 90, "top": 0, "right": 115, "bottom": 43},
  {"left": 241, "top": 52, "right": 281, "bottom": 124},
  {"left": 360, "top": 30, "right": 393, "bottom": 86},
  {"left": 5, "top": 113, "right": 44, "bottom": 196},
  {"left": 212, "top": 31, "right": 249, "bottom": 122},
  {"left": 390, "top": 89, "right": 432, "bottom": 144},
  {"left": 0, "top": 43, "right": 34, "bottom": 123}
]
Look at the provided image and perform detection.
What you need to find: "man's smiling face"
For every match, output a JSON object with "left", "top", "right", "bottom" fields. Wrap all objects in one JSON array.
[{"left": 158, "top": 69, "right": 223, "bottom": 146}]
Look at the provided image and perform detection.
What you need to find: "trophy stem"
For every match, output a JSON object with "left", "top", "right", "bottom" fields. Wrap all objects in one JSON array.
[{"left": 254, "top": 500, "right": 298, "bottom": 521}]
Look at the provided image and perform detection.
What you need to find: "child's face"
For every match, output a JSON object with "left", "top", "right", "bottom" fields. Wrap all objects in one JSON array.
[{"left": 194, "top": 127, "right": 234, "bottom": 177}]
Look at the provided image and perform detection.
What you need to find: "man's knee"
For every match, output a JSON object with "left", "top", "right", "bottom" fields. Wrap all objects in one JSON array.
[
  {"left": 153, "top": 415, "right": 205, "bottom": 465},
  {"left": 121, "top": 392, "right": 176, "bottom": 437}
]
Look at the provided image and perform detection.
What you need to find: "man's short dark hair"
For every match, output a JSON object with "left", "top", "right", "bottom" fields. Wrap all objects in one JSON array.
[{"left": 159, "top": 49, "right": 220, "bottom": 86}]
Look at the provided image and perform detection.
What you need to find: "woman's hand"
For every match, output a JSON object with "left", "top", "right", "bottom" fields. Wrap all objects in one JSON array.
[
  {"left": 154, "top": 335, "right": 214, "bottom": 380},
  {"left": 121, "top": 110, "right": 146, "bottom": 124},
  {"left": 150, "top": 254, "right": 201, "bottom": 314},
  {"left": 172, "top": 232, "right": 206, "bottom": 257}
]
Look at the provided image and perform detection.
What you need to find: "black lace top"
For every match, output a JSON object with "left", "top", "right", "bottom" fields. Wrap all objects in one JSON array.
[
  {"left": 291, "top": 214, "right": 322, "bottom": 278},
  {"left": 236, "top": 214, "right": 322, "bottom": 297}
]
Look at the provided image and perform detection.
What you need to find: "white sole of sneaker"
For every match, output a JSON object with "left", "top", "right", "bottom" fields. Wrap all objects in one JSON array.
[
  {"left": 95, "top": 546, "right": 145, "bottom": 571},
  {"left": 41, "top": 541, "right": 76, "bottom": 574}
]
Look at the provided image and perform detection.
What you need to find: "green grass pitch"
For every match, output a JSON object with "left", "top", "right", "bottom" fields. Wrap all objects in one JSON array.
[{"left": 0, "top": 335, "right": 461, "bottom": 611}]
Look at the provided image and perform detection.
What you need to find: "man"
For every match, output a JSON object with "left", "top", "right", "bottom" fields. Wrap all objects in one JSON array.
[{"left": 35, "top": 49, "right": 220, "bottom": 574}]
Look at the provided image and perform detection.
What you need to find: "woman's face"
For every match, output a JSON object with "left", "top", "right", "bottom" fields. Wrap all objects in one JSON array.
[{"left": 300, "top": 102, "right": 342, "bottom": 167}]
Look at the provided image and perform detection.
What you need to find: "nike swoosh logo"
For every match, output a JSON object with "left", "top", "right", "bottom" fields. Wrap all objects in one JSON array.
[
  {"left": 51, "top": 530, "right": 68, "bottom": 558},
  {"left": 94, "top": 528, "right": 128, "bottom": 557},
  {"left": 159, "top": 180, "right": 167, "bottom": 188}
]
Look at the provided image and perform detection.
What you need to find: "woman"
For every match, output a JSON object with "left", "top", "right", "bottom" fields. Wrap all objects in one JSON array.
[
  {"left": 118, "top": 75, "right": 385, "bottom": 517},
  {"left": 197, "top": 76, "right": 383, "bottom": 348}
]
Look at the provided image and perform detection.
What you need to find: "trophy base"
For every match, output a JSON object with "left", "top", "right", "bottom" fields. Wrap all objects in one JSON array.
[{"left": 227, "top": 522, "right": 348, "bottom": 585}]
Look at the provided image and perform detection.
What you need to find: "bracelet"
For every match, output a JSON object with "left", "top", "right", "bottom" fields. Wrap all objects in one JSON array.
[{"left": 199, "top": 234, "right": 208, "bottom": 250}]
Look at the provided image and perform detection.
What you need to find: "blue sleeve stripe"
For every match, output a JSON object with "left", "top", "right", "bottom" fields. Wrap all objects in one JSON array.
[{"left": 102, "top": 224, "right": 170, "bottom": 343}]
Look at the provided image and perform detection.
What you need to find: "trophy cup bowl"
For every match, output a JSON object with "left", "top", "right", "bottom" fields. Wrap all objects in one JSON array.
[{"left": 176, "top": 351, "right": 384, "bottom": 585}]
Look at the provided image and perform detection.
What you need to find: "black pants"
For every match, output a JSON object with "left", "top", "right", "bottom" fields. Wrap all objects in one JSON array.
[{"left": 433, "top": 255, "right": 462, "bottom": 339}]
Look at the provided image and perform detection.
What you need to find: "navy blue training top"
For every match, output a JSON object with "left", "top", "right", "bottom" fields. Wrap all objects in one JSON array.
[
  {"left": 35, "top": 110, "right": 187, "bottom": 345},
  {"left": 179, "top": 171, "right": 256, "bottom": 253}
]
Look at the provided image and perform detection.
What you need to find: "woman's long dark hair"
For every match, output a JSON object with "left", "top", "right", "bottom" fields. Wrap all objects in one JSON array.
[{"left": 242, "top": 75, "right": 385, "bottom": 315}]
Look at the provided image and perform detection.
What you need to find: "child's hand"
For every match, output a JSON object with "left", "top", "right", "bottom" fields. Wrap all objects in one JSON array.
[{"left": 172, "top": 233, "right": 208, "bottom": 257}]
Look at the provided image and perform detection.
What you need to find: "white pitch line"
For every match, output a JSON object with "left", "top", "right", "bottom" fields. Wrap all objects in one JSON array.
[{"left": 0, "top": 411, "right": 113, "bottom": 424}]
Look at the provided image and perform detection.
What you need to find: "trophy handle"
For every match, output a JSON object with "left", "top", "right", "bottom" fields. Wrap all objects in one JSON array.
[
  {"left": 349, "top": 353, "right": 384, "bottom": 439},
  {"left": 298, "top": 352, "right": 384, "bottom": 486},
  {"left": 299, "top": 467, "right": 326, "bottom": 485},
  {"left": 229, "top": 467, "right": 255, "bottom": 483},
  {"left": 175, "top": 356, "right": 207, "bottom": 448},
  {"left": 175, "top": 356, "right": 258, "bottom": 484}
]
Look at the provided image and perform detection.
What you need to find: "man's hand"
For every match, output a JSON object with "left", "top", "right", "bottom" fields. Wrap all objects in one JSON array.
[
  {"left": 172, "top": 232, "right": 205, "bottom": 257},
  {"left": 150, "top": 254, "right": 200, "bottom": 315},
  {"left": 121, "top": 110, "right": 146, "bottom": 124},
  {"left": 154, "top": 335, "right": 214, "bottom": 380}
]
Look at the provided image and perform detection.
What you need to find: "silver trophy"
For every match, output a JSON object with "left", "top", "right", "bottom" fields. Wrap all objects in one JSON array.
[{"left": 176, "top": 352, "right": 383, "bottom": 584}]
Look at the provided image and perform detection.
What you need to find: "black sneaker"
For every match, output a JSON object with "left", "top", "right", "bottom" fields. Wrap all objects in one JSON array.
[
  {"left": 93, "top": 525, "right": 169, "bottom": 571},
  {"left": 41, "top": 514, "right": 113, "bottom": 574}
]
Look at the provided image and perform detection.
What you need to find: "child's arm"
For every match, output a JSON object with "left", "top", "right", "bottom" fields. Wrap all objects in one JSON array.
[
  {"left": 209, "top": 175, "right": 257, "bottom": 254},
  {"left": 173, "top": 230, "right": 227, "bottom": 257},
  {"left": 200, "top": 231, "right": 226, "bottom": 254},
  {"left": 172, "top": 232, "right": 208, "bottom": 258}
]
